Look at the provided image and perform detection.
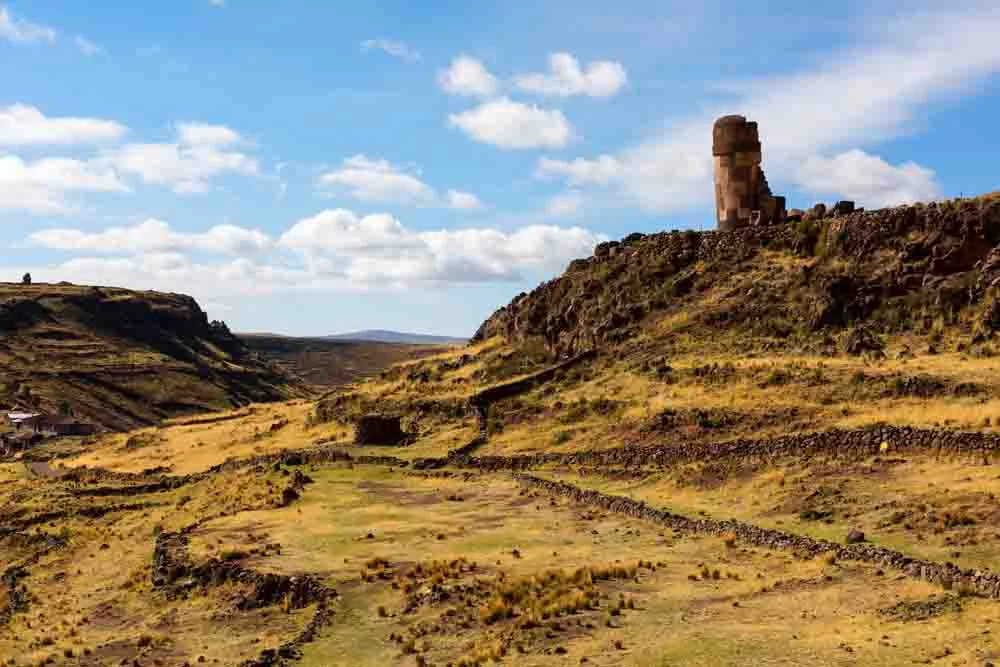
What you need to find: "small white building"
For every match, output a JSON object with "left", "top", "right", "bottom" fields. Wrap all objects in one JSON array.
[{"left": 5, "top": 411, "right": 40, "bottom": 429}]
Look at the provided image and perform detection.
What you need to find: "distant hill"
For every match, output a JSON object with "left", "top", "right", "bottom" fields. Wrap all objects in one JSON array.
[
  {"left": 241, "top": 334, "right": 447, "bottom": 387},
  {"left": 0, "top": 283, "right": 307, "bottom": 431},
  {"left": 325, "top": 330, "right": 468, "bottom": 345}
]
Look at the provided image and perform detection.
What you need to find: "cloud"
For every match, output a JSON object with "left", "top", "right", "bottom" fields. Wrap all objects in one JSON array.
[
  {"left": 279, "top": 208, "right": 606, "bottom": 286},
  {"left": 535, "top": 8, "right": 1000, "bottom": 212},
  {"left": 317, "top": 155, "right": 485, "bottom": 210},
  {"left": 515, "top": 53, "right": 627, "bottom": 98},
  {"left": 175, "top": 122, "right": 242, "bottom": 147},
  {"left": 535, "top": 155, "right": 622, "bottom": 186},
  {"left": 545, "top": 191, "right": 584, "bottom": 218},
  {"left": 0, "top": 104, "right": 127, "bottom": 146},
  {"left": 361, "top": 38, "right": 420, "bottom": 63},
  {"left": 318, "top": 155, "right": 436, "bottom": 204},
  {"left": 74, "top": 36, "right": 100, "bottom": 56},
  {"left": 446, "top": 190, "right": 484, "bottom": 210},
  {"left": 794, "top": 150, "right": 942, "bottom": 207},
  {"left": 209, "top": 0, "right": 225, "bottom": 6},
  {"left": 15, "top": 254, "right": 309, "bottom": 299},
  {"left": 103, "top": 123, "right": 258, "bottom": 194},
  {"left": 0, "top": 155, "right": 129, "bottom": 214},
  {"left": 438, "top": 55, "right": 499, "bottom": 98},
  {"left": 449, "top": 98, "right": 573, "bottom": 150},
  {"left": 29, "top": 219, "right": 272, "bottom": 256},
  {"left": 0, "top": 5, "right": 56, "bottom": 44},
  {"left": 18, "top": 208, "right": 605, "bottom": 296}
]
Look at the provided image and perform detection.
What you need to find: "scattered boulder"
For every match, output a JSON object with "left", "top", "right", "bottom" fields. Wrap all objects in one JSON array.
[
  {"left": 846, "top": 528, "right": 866, "bottom": 544},
  {"left": 354, "top": 415, "right": 406, "bottom": 446}
]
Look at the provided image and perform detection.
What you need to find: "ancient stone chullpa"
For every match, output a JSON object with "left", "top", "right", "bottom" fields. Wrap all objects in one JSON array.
[{"left": 713, "top": 115, "right": 786, "bottom": 230}]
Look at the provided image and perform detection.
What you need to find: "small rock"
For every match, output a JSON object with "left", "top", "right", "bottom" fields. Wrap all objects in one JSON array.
[{"left": 846, "top": 528, "right": 865, "bottom": 545}]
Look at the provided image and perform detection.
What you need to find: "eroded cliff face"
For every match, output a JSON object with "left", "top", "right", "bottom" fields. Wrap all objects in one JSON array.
[
  {"left": 0, "top": 283, "right": 305, "bottom": 430},
  {"left": 474, "top": 193, "right": 1000, "bottom": 355}
]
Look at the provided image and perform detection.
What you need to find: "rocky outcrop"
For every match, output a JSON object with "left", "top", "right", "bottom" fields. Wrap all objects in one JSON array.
[{"left": 474, "top": 193, "right": 1000, "bottom": 355}]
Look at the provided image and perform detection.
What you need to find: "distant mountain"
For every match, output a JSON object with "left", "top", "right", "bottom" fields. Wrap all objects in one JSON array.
[{"left": 325, "top": 330, "right": 468, "bottom": 345}]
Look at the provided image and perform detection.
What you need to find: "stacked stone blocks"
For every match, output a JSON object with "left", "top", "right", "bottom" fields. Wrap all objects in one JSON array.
[{"left": 713, "top": 115, "right": 786, "bottom": 231}]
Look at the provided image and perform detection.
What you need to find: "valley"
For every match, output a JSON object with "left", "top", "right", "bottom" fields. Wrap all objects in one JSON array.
[{"left": 5, "top": 193, "right": 1000, "bottom": 665}]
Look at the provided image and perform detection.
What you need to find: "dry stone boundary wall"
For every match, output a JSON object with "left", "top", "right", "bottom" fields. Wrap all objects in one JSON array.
[
  {"left": 517, "top": 474, "right": 1000, "bottom": 599},
  {"left": 469, "top": 424, "right": 1000, "bottom": 472}
]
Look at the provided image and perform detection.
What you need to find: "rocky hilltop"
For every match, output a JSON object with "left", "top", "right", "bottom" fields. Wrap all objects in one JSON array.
[
  {"left": 475, "top": 192, "right": 1000, "bottom": 356},
  {"left": 0, "top": 283, "right": 305, "bottom": 430}
]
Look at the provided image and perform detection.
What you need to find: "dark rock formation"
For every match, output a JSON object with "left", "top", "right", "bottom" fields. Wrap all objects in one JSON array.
[{"left": 474, "top": 193, "right": 1000, "bottom": 355}]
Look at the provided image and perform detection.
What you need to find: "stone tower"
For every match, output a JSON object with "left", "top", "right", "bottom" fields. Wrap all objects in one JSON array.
[{"left": 712, "top": 115, "right": 785, "bottom": 231}]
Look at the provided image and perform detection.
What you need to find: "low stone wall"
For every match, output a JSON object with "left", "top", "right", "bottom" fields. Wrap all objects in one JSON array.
[
  {"left": 153, "top": 520, "right": 334, "bottom": 667},
  {"left": 470, "top": 350, "right": 598, "bottom": 408},
  {"left": 470, "top": 424, "right": 1000, "bottom": 472},
  {"left": 517, "top": 474, "right": 1000, "bottom": 599}
]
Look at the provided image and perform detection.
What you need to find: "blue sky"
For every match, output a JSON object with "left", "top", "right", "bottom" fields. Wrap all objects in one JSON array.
[{"left": 1, "top": 0, "right": 999, "bottom": 336}]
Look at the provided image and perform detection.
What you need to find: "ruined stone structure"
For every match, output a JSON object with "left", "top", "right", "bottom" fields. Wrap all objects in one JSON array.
[
  {"left": 354, "top": 414, "right": 406, "bottom": 446},
  {"left": 712, "top": 115, "right": 785, "bottom": 230}
]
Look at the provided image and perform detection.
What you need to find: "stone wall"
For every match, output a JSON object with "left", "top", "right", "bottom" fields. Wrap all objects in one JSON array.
[
  {"left": 517, "top": 474, "right": 1000, "bottom": 599},
  {"left": 469, "top": 424, "right": 1000, "bottom": 472}
]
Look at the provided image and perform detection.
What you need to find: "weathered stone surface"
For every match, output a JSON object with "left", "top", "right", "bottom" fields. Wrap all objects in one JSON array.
[
  {"left": 354, "top": 414, "right": 406, "bottom": 446},
  {"left": 712, "top": 115, "right": 786, "bottom": 230}
]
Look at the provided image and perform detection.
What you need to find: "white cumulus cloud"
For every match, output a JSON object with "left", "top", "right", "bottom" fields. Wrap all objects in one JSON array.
[
  {"left": 318, "top": 155, "right": 436, "bottom": 204},
  {"left": 279, "top": 208, "right": 605, "bottom": 286},
  {"left": 102, "top": 123, "right": 258, "bottom": 194},
  {"left": 438, "top": 56, "right": 499, "bottom": 98},
  {"left": 29, "top": 219, "right": 272, "bottom": 256},
  {"left": 545, "top": 191, "right": 584, "bottom": 218},
  {"left": 794, "top": 150, "right": 942, "bottom": 208},
  {"left": 515, "top": 53, "right": 627, "bottom": 98},
  {"left": 318, "top": 155, "right": 485, "bottom": 210},
  {"left": 0, "top": 104, "right": 126, "bottom": 146},
  {"left": 0, "top": 155, "right": 129, "bottom": 214},
  {"left": 446, "top": 189, "right": 484, "bottom": 210},
  {"left": 449, "top": 98, "right": 573, "bottom": 150}
]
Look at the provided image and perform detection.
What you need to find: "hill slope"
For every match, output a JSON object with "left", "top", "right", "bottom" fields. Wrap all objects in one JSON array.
[
  {"left": 0, "top": 283, "right": 304, "bottom": 430},
  {"left": 241, "top": 334, "right": 451, "bottom": 387},
  {"left": 476, "top": 192, "right": 1000, "bottom": 356}
]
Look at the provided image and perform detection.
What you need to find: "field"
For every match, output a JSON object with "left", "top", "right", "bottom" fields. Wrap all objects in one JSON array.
[
  {"left": 9, "top": 195, "right": 1000, "bottom": 665},
  {"left": 6, "top": 328, "right": 1000, "bottom": 666}
]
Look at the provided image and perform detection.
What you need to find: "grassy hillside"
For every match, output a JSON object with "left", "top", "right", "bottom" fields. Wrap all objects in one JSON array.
[
  {"left": 0, "top": 282, "right": 306, "bottom": 431},
  {"left": 241, "top": 334, "right": 449, "bottom": 388},
  {"left": 8, "top": 193, "right": 1000, "bottom": 665}
]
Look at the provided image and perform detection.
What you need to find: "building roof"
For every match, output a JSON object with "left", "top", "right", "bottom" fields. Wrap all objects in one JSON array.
[{"left": 6, "top": 411, "right": 40, "bottom": 422}]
